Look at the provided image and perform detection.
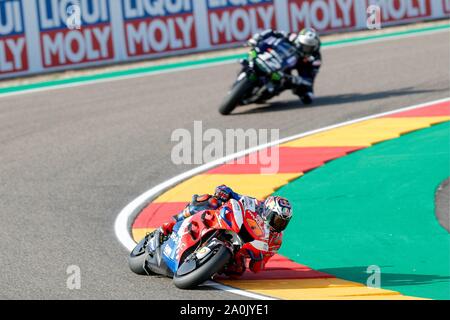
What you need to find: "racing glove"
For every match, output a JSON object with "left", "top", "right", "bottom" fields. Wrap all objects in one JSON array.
[{"left": 214, "top": 185, "right": 241, "bottom": 203}]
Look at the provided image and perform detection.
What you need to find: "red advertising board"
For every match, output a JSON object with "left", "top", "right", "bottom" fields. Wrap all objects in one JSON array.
[
  {"left": 37, "top": 0, "right": 114, "bottom": 68},
  {"left": 122, "top": 0, "right": 197, "bottom": 57},
  {"left": 366, "top": 0, "right": 433, "bottom": 23},
  {"left": 288, "top": 0, "right": 357, "bottom": 33},
  {"left": 0, "top": 0, "right": 28, "bottom": 75},
  {"left": 208, "top": 0, "right": 276, "bottom": 46},
  {"left": 443, "top": 0, "right": 450, "bottom": 14}
]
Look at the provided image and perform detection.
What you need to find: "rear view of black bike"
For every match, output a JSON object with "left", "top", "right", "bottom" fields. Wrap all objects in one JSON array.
[{"left": 219, "top": 37, "right": 301, "bottom": 115}]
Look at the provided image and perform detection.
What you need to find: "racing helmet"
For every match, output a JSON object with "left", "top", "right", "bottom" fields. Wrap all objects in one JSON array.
[
  {"left": 262, "top": 196, "right": 293, "bottom": 232},
  {"left": 294, "top": 28, "right": 320, "bottom": 56}
]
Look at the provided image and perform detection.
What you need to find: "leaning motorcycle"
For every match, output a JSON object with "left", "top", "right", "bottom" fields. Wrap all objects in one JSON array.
[
  {"left": 128, "top": 197, "right": 264, "bottom": 289},
  {"left": 218, "top": 37, "right": 300, "bottom": 115}
]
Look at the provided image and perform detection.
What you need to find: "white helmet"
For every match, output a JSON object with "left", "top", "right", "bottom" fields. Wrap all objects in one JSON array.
[
  {"left": 295, "top": 28, "right": 320, "bottom": 56},
  {"left": 262, "top": 196, "right": 293, "bottom": 232}
]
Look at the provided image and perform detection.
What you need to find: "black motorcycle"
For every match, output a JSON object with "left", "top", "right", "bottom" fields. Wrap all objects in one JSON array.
[{"left": 219, "top": 38, "right": 303, "bottom": 115}]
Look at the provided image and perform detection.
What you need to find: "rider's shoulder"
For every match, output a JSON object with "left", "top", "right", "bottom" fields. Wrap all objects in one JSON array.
[
  {"left": 260, "top": 28, "right": 275, "bottom": 36},
  {"left": 287, "top": 32, "right": 297, "bottom": 42},
  {"left": 259, "top": 29, "right": 287, "bottom": 38},
  {"left": 239, "top": 195, "right": 258, "bottom": 203}
]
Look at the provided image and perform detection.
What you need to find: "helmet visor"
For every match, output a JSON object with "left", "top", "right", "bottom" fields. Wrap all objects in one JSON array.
[
  {"left": 271, "top": 214, "right": 289, "bottom": 232},
  {"left": 302, "top": 44, "right": 315, "bottom": 55}
]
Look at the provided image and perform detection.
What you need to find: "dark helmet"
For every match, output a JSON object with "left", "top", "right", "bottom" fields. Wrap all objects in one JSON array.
[{"left": 261, "top": 196, "right": 293, "bottom": 232}]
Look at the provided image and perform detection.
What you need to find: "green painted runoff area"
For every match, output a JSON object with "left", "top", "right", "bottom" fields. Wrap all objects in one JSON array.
[{"left": 277, "top": 122, "right": 450, "bottom": 299}]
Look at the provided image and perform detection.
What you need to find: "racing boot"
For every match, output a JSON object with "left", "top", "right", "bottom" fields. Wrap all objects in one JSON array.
[{"left": 300, "top": 92, "right": 314, "bottom": 105}]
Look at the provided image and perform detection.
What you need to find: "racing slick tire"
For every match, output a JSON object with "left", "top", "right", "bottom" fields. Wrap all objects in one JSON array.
[
  {"left": 173, "top": 245, "right": 232, "bottom": 289},
  {"left": 219, "top": 77, "right": 253, "bottom": 115},
  {"left": 128, "top": 235, "right": 150, "bottom": 275}
]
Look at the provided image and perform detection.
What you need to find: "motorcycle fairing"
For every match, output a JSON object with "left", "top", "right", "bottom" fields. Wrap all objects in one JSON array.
[
  {"left": 154, "top": 197, "right": 269, "bottom": 277},
  {"left": 161, "top": 219, "right": 189, "bottom": 273}
]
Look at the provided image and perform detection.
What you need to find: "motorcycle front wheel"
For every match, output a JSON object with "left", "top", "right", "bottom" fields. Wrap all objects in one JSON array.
[
  {"left": 128, "top": 232, "right": 156, "bottom": 275},
  {"left": 218, "top": 77, "right": 253, "bottom": 115},
  {"left": 173, "top": 245, "right": 232, "bottom": 289}
]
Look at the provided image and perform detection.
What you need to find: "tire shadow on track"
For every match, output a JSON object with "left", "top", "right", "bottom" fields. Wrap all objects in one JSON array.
[
  {"left": 231, "top": 87, "right": 446, "bottom": 115},
  {"left": 317, "top": 266, "right": 450, "bottom": 288}
]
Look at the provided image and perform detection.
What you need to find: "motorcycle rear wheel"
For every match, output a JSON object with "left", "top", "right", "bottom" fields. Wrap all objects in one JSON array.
[
  {"left": 173, "top": 245, "right": 232, "bottom": 289},
  {"left": 218, "top": 77, "right": 253, "bottom": 115}
]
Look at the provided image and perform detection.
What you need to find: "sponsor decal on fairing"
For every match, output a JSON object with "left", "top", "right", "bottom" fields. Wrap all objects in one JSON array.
[{"left": 230, "top": 199, "right": 244, "bottom": 228}]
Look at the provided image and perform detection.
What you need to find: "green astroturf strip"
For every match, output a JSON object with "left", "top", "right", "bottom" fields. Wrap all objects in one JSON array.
[{"left": 276, "top": 122, "right": 450, "bottom": 299}]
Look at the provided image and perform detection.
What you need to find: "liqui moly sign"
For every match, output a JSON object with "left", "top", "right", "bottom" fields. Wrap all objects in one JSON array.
[
  {"left": 288, "top": 0, "right": 357, "bottom": 33},
  {"left": 37, "top": 0, "right": 114, "bottom": 68},
  {"left": 444, "top": 0, "right": 450, "bottom": 14},
  {"left": 207, "top": 0, "right": 276, "bottom": 46},
  {"left": 122, "top": 0, "right": 196, "bottom": 57},
  {"left": 0, "top": 0, "right": 28, "bottom": 75},
  {"left": 366, "top": 0, "right": 432, "bottom": 23}
]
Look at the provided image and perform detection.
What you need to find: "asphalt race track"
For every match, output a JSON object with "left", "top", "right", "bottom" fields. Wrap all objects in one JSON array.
[{"left": 0, "top": 30, "right": 449, "bottom": 299}]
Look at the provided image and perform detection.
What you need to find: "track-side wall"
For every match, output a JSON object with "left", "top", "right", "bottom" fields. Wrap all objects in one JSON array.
[{"left": 0, "top": 0, "right": 448, "bottom": 79}]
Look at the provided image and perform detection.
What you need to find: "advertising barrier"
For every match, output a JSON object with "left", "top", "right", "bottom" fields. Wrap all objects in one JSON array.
[
  {"left": 0, "top": 0, "right": 28, "bottom": 76},
  {"left": 287, "top": 0, "right": 358, "bottom": 33},
  {"left": 444, "top": 0, "right": 450, "bottom": 13},
  {"left": 0, "top": 0, "right": 447, "bottom": 79},
  {"left": 366, "top": 0, "right": 433, "bottom": 25},
  {"left": 122, "top": 0, "right": 197, "bottom": 58},
  {"left": 207, "top": 0, "right": 276, "bottom": 47},
  {"left": 37, "top": 0, "right": 114, "bottom": 69}
]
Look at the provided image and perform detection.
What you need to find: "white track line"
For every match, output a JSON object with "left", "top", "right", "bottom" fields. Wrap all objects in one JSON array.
[
  {"left": 115, "top": 97, "right": 450, "bottom": 299},
  {"left": 1, "top": 27, "right": 448, "bottom": 99},
  {"left": 203, "top": 281, "right": 276, "bottom": 300}
]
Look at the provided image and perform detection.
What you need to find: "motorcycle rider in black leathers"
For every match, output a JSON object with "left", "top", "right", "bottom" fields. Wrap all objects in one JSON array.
[{"left": 247, "top": 28, "right": 322, "bottom": 104}]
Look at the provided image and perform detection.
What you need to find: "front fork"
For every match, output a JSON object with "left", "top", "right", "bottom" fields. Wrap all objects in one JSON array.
[
  {"left": 240, "top": 57, "right": 284, "bottom": 89},
  {"left": 238, "top": 59, "right": 257, "bottom": 82}
]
